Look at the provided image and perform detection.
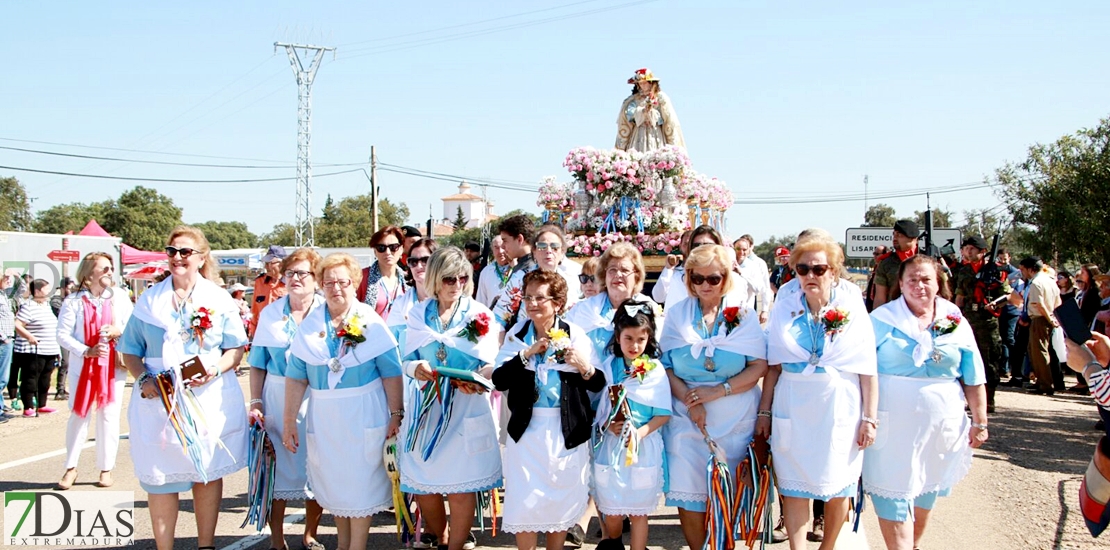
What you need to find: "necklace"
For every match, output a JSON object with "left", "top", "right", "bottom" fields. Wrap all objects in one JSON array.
[
  {"left": 173, "top": 283, "right": 197, "bottom": 341},
  {"left": 927, "top": 298, "right": 943, "bottom": 363},
  {"left": 803, "top": 298, "right": 823, "bottom": 366},
  {"left": 696, "top": 299, "right": 721, "bottom": 371},
  {"left": 433, "top": 298, "right": 462, "bottom": 364}
]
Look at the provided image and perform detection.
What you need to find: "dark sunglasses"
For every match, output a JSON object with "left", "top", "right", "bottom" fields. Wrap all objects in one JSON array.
[
  {"left": 374, "top": 243, "right": 402, "bottom": 254},
  {"left": 578, "top": 274, "right": 596, "bottom": 284},
  {"left": 795, "top": 263, "right": 830, "bottom": 277},
  {"left": 689, "top": 273, "right": 724, "bottom": 286},
  {"left": 442, "top": 275, "right": 470, "bottom": 286},
  {"left": 408, "top": 256, "right": 431, "bottom": 266},
  {"left": 165, "top": 246, "right": 197, "bottom": 259}
]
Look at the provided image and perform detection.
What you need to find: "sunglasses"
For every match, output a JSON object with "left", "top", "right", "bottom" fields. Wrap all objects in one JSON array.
[
  {"left": 535, "top": 242, "right": 562, "bottom": 251},
  {"left": 165, "top": 246, "right": 197, "bottom": 259},
  {"left": 408, "top": 256, "right": 431, "bottom": 267},
  {"left": 374, "top": 243, "right": 402, "bottom": 254},
  {"left": 441, "top": 275, "right": 470, "bottom": 286},
  {"left": 795, "top": 263, "right": 830, "bottom": 277},
  {"left": 578, "top": 274, "right": 596, "bottom": 284},
  {"left": 689, "top": 273, "right": 724, "bottom": 286}
]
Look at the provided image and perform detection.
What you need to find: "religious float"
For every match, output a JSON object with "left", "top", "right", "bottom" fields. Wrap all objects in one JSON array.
[{"left": 536, "top": 68, "right": 733, "bottom": 268}]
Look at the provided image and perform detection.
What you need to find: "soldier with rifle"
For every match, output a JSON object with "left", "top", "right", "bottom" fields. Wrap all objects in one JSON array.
[{"left": 954, "top": 233, "right": 1010, "bottom": 413}]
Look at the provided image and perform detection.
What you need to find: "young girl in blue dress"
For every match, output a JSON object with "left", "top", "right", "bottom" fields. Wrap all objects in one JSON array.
[{"left": 592, "top": 300, "right": 672, "bottom": 550}]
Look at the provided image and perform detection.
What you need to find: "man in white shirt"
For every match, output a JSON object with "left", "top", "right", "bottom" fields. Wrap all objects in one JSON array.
[
  {"left": 1020, "top": 256, "right": 1062, "bottom": 395},
  {"left": 476, "top": 236, "right": 515, "bottom": 309},
  {"left": 733, "top": 234, "right": 773, "bottom": 323}
]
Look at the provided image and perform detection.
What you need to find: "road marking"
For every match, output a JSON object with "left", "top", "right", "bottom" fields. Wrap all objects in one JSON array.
[
  {"left": 223, "top": 512, "right": 305, "bottom": 550},
  {"left": 0, "top": 433, "right": 129, "bottom": 472}
]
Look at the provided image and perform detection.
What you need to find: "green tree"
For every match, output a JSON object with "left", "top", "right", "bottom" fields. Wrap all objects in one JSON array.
[
  {"left": 863, "top": 204, "right": 897, "bottom": 227},
  {"left": 33, "top": 201, "right": 111, "bottom": 235},
  {"left": 995, "top": 117, "right": 1110, "bottom": 266},
  {"left": 443, "top": 225, "right": 484, "bottom": 250},
  {"left": 259, "top": 223, "right": 296, "bottom": 247},
  {"left": 192, "top": 221, "right": 258, "bottom": 250},
  {"left": 913, "top": 208, "right": 953, "bottom": 229},
  {"left": 101, "top": 186, "right": 183, "bottom": 250},
  {"left": 452, "top": 206, "right": 469, "bottom": 232},
  {"left": 316, "top": 195, "right": 410, "bottom": 247},
  {"left": 0, "top": 177, "right": 33, "bottom": 231},
  {"left": 754, "top": 234, "right": 794, "bottom": 265}
]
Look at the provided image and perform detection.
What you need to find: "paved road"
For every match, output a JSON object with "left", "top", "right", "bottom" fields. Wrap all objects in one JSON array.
[{"left": 0, "top": 374, "right": 1103, "bottom": 549}]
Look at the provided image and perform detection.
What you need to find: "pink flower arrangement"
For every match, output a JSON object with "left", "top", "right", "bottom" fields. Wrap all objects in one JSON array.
[{"left": 536, "top": 176, "right": 574, "bottom": 210}]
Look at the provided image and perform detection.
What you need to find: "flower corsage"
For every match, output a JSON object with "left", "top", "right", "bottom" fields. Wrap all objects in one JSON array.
[
  {"left": 546, "top": 327, "right": 572, "bottom": 363},
  {"left": 821, "top": 307, "right": 851, "bottom": 340},
  {"left": 722, "top": 306, "right": 743, "bottom": 334},
  {"left": 932, "top": 312, "right": 962, "bottom": 336},
  {"left": 190, "top": 307, "right": 214, "bottom": 346},
  {"left": 627, "top": 355, "right": 657, "bottom": 382},
  {"left": 460, "top": 312, "right": 491, "bottom": 343}
]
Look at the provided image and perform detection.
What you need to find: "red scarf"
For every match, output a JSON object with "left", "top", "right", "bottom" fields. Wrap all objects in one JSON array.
[{"left": 73, "top": 295, "right": 115, "bottom": 418}]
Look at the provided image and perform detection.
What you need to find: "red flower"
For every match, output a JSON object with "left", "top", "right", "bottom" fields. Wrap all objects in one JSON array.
[
  {"left": 474, "top": 313, "right": 490, "bottom": 337},
  {"left": 336, "top": 328, "right": 347, "bottom": 338},
  {"left": 723, "top": 307, "right": 740, "bottom": 324}
]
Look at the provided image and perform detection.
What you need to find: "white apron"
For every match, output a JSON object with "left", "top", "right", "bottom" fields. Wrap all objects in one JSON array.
[
  {"left": 863, "top": 375, "right": 972, "bottom": 500},
  {"left": 305, "top": 378, "right": 392, "bottom": 518},
  {"left": 593, "top": 429, "right": 665, "bottom": 516},
  {"left": 664, "top": 382, "right": 759, "bottom": 506},
  {"left": 772, "top": 369, "right": 863, "bottom": 499},
  {"left": 263, "top": 374, "right": 311, "bottom": 500},
  {"left": 129, "top": 353, "right": 248, "bottom": 486},
  {"left": 398, "top": 389, "right": 502, "bottom": 494},
  {"left": 502, "top": 408, "right": 590, "bottom": 534}
]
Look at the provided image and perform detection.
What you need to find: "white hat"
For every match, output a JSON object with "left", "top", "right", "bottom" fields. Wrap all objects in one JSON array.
[{"left": 228, "top": 283, "right": 250, "bottom": 293}]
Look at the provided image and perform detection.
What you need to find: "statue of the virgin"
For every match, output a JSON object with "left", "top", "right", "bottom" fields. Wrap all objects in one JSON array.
[{"left": 615, "top": 68, "right": 686, "bottom": 152}]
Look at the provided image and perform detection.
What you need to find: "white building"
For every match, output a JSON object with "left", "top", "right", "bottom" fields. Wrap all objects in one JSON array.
[{"left": 441, "top": 181, "right": 494, "bottom": 229}]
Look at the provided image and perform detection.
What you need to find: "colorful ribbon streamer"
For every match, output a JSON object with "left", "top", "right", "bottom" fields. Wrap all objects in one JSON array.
[{"left": 241, "top": 423, "right": 276, "bottom": 531}]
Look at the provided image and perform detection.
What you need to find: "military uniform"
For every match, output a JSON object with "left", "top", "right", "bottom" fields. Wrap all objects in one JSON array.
[
  {"left": 874, "top": 250, "right": 949, "bottom": 305},
  {"left": 954, "top": 261, "right": 1007, "bottom": 408}
]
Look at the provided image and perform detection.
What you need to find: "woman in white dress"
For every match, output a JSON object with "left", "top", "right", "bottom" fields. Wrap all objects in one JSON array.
[
  {"left": 118, "top": 226, "right": 249, "bottom": 550},
  {"left": 493, "top": 270, "right": 605, "bottom": 550},
  {"left": 55, "top": 252, "right": 133, "bottom": 490},
  {"left": 283, "top": 253, "right": 404, "bottom": 550},
  {"left": 659, "top": 245, "right": 768, "bottom": 549},
  {"left": 247, "top": 247, "right": 325, "bottom": 550},
  {"left": 615, "top": 68, "right": 686, "bottom": 153},
  {"left": 567, "top": 242, "right": 655, "bottom": 363},
  {"left": 756, "top": 231, "right": 878, "bottom": 550},
  {"left": 401, "top": 247, "right": 503, "bottom": 550},
  {"left": 866, "top": 255, "right": 988, "bottom": 549},
  {"left": 386, "top": 238, "right": 437, "bottom": 350}
]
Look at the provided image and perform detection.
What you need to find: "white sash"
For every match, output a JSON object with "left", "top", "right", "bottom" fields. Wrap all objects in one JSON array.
[
  {"left": 403, "top": 297, "right": 502, "bottom": 364},
  {"left": 594, "top": 355, "right": 671, "bottom": 427},
  {"left": 289, "top": 302, "right": 397, "bottom": 389},
  {"left": 871, "top": 297, "right": 978, "bottom": 367},
  {"left": 565, "top": 292, "right": 655, "bottom": 334},
  {"left": 252, "top": 295, "right": 323, "bottom": 349},
  {"left": 495, "top": 318, "right": 604, "bottom": 385},
  {"left": 131, "top": 277, "right": 240, "bottom": 371},
  {"left": 766, "top": 283, "right": 876, "bottom": 376},
  {"left": 658, "top": 295, "right": 766, "bottom": 360},
  {"left": 386, "top": 288, "right": 421, "bottom": 329}
]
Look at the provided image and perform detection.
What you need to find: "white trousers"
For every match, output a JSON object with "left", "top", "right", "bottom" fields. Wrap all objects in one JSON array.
[{"left": 64, "top": 368, "right": 125, "bottom": 471}]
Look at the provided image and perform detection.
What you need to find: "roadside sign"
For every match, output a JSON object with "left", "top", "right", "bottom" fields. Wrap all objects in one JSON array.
[
  {"left": 844, "top": 227, "right": 961, "bottom": 259},
  {"left": 47, "top": 249, "right": 81, "bottom": 262}
]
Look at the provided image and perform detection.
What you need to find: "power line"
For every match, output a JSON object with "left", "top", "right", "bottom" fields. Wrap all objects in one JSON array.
[
  {"left": 0, "top": 164, "right": 362, "bottom": 184},
  {"left": 377, "top": 162, "right": 540, "bottom": 188},
  {"left": 734, "top": 182, "right": 997, "bottom": 204},
  {"left": 0, "top": 145, "right": 366, "bottom": 169},
  {"left": 0, "top": 137, "right": 293, "bottom": 164}
]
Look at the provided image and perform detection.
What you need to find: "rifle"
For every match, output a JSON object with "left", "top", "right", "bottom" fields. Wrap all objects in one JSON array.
[{"left": 973, "top": 222, "right": 1005, "bottom": 317}]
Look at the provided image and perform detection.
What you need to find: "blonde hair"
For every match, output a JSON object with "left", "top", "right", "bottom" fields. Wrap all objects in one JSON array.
[
  {"left": 789, "top": 229, "right": 844, "bottom": 278},
  {"left": 316, "top": 253, "right": 363, "bottom": 288},
  {"left": 598, "top": 242, "right": 646, "bottom": 295},
  {"left": 581, "top": 256, "right": 600, "bottom": 276},
  {"left": 424, "top": 247, "right": 474, "bottom": 298},
  {"left": 167, "top": 225, "right": 218, "bottom": 281},
  {"left": 75, "top": 252, "right": 114, "bottom": 292},
  {"left": 684, "top": 244, "right": 735, "bottom": 296}
]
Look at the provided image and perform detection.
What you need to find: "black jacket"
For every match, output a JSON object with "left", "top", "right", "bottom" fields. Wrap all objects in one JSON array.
[{"left": 491, "top": 318, "right": 605, "bottom": 449}]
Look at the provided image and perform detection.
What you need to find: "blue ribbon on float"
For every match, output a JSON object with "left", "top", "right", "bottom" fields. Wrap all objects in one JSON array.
[
  {"left": 600, "top": 205, "right": 617, "bottom": 234},
  {"left": 634, "top": 199, "right": 644, "bottom": 233}
]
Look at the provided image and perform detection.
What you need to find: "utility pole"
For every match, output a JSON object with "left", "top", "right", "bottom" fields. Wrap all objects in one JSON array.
[
  {"left": 370, "top": 145, "right": 379, "bottom": 232},
  {"left": 275, "top": 42, "right": 335, "bottom": 247}
]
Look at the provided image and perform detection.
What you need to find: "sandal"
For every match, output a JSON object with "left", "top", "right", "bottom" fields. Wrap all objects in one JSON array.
[
  {"left": 57, "top": 469, "right": 78, "bottom": 490},
  {"left": 97, "top": 471, "right": 114, "bottom": 487},
  {"left": 302, "top": 542, "right": 325, "bottom": 550}
]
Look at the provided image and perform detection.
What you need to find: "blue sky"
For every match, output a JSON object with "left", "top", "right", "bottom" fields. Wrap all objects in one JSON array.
[{"left": 3, "top": 1, "right": 1108, "bottom": 245}]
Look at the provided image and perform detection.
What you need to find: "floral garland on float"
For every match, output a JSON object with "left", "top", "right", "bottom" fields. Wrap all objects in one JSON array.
[{"left": 545, "top": 145, "right": 731, "bottom": 256}]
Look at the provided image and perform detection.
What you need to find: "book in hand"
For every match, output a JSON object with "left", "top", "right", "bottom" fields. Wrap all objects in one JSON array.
[{"left": 433, "top": 366, "right": 494, "bottom": 392}]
